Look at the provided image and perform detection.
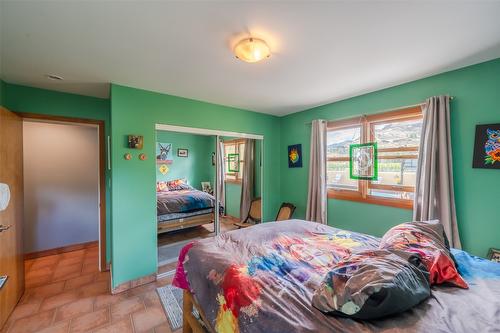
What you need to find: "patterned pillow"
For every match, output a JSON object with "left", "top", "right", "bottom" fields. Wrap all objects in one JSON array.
[
  {"left": 166, "top": 178, "right": 193, "bottom": 191},
  {"left": 312, "top": 249, "right": 430, "bottom": 319},
  {"left": 156, "top": 181, "right": 169, "bottom": 192},
  {"left": 380, "top": 220, "right": 468, "bottom": 288}
]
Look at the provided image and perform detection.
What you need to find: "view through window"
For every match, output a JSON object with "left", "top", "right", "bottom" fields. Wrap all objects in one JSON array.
[{"left": 327, "top": 107, "right": 422, "bottom": 208}]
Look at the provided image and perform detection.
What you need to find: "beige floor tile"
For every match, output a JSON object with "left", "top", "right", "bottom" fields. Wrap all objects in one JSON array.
[
  {"left": 81, "top": 263, "right": 99, "bottom": 275},
  {"left": 110, "top": 296, "right": 145, "bottom": 322},
  {"left": 154, "top": 323, "right": 173, "bottom": 333},
  {"left": 69, "top": 308, "right": 110, "bottom": 333},
  {"left": 29, "top": 256, "right": 59, "bottom": 270},
  {"left": 37, "top": 320, "right": 70, "bottom": 333},
  {"left": 7, "top": 310, "right": 55, "bottom": 333},
  {"left": 54, "top": 297, "right": 94, "bottom": 322},
  {"left": 79, "top": 280, "right": 109, "bottom": 298},
  {"left": 40, "top": 291, "right": 79, "bottom": 311},
  {"left": 25, "top": 266, "right": 54, "bottom": 279},
  {"left": 27, "top": 281, "right": 66, "bottom": 301},
  {"left": 52, "top": 263, "right": 83, "bottom": 282},
  {"left": 132, "top": 306, "right": 167, "bottom": 332},
  {"left": 6, "top": 302, "right": 41, "bottom": 322},
  {"left": 58, "top": 256, "right": 83, "bottom": 267},
  {"left": 25, "top": 274, "right": 55, "bottom": 289},
  {"left": 127, "top": 281, "right": 158, "bottom": 298},
  {"left": 93, "top": 293, "right": 129, "bottom": 309},
  {"left": 93, "top": 318, "right": 134, "bottom": 333},
  {"left": 95, "top": 271, "right": 110, "bottom": 282},
  {"left": 142, "top": 290, "right": 162, "bottom": 308},
  {"left": 64, "top": 273, "right": 96, "bottom": 290}
]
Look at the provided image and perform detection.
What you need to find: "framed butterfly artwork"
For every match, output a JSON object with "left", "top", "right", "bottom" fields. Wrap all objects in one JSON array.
[{"left": 472, "top": 123, "right": 500, "bottom": 169}]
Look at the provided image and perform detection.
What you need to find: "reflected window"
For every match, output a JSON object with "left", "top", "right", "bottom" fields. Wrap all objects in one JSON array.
[{"left": 223, "top": 139, "right": 245, "bottom": 182}]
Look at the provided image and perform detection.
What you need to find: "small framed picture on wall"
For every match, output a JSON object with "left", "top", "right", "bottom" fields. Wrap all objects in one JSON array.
[
  {"left": 177, "top": 148, "right": 188, "bottom": 157},
  {"left": 488, "top": 248, "right": 500, "bottom": 263},
  {"left": 128, "top": 135, "right": 143, "bottom": 149}
]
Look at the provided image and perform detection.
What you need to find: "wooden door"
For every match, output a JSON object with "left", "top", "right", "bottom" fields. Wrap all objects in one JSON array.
[{"left": 0, "top": 107, "right": 24, "bottom": 329}]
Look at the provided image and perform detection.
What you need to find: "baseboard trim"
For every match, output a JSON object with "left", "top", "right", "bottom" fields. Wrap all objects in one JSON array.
[
  {"left": 157, "top": 269, "right": 176, "bottom": 280},
  {"left": 24, "top": 240, "right": 98, "bottom": 260},
  {"left": 111, "top": 273, "right": 157, "bottom": 295}
]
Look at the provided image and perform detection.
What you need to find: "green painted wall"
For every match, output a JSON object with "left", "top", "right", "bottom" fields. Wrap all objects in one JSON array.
[
  {"left": 224, "top": 183, "right": 241, "bottom": 218},
  {"left": 155, "top": 131, "right": 215, "bottom": 190},
  {"left": 2, "top": 82, "right": 112, "bottom": 261},
  {"left": 280, "top": 58, "right": 500, "bottom": 257},
  {"left": 110, "top": 84, "right": 281, "bottom": 288}
]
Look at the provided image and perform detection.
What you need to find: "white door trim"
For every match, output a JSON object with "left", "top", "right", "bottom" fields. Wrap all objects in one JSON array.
[{"left": 155, "top": 123, "right": 264, "bottom": 140}]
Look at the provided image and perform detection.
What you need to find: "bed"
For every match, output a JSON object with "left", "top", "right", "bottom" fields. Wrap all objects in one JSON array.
[
  {"left": 157, "top": 188, "right": 215, "bottom": 234},
  {"left": 173, "top": 220, "right": 500, "bottom": 333}
]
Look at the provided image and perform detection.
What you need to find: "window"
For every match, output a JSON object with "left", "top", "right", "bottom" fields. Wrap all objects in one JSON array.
[
  {"left": 327, "top": 107, "right": 422, "bottom": 209},
  {"left": 224, "top": 139, "right": 245, "bottom": 182}
]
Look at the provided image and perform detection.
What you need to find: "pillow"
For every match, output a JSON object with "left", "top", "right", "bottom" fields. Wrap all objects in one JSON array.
[
  {"left": 166, "top": 178, "right": 193, "bottom": 191},
  {"left": 312, "top": 249, "right": 430, "bottom": 320},
  {"left": 380, "top": 220, "right": 468, "bottom": 289},
  {"left": 156, "top": 181, "right": 169, "bottom": 192}
]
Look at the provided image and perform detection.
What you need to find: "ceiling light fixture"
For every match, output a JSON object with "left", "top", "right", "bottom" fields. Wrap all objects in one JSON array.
[
  {"left": 234, "top": 37, "right": 271, "bottom": 63},
  {"left": 45, "top": 74, "right": 64, "bottom": 81}
]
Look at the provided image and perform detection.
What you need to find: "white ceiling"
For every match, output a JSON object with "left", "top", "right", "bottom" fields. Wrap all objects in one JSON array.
[{"left": 1, "top": 1, "right": 500, "bottom": 116}]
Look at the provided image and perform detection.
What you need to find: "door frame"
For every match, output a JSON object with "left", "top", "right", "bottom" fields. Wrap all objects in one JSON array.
[{"left": 19, "top": 112, "right": 108, "bottom": 272}]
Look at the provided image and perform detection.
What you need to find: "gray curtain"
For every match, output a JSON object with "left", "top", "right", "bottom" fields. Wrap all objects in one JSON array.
[
  {"left": 306, "top": 120, "right": 327, "bottom": 224},
  {"left": 413, "top": 96, "right": 461, "bottom": 248},
  {"left": 240, "top": 139, "right": 255, "bottom": 221},
  {"left": 217, "top": 139, "right": 225, "bottom": 212}
]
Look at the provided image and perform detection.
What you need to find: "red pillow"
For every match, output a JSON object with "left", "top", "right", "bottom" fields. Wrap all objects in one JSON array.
[{"left": 380, "top": 220, "right": 468, "bottom": 289}]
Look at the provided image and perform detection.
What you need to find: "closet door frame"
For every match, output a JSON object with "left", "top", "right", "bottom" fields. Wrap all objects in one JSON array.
[{"left": 155, "top": 124, "right": 264, "bottom": 234}]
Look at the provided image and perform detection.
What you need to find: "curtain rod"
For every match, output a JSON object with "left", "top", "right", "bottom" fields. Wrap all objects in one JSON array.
[{"left": 304, "top": 96, "right": 455, "bottom": 125}]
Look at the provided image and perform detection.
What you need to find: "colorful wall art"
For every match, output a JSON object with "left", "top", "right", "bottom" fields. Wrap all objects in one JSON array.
[
  {"left": 288, "top": 144, "right": 302, "bottom": 168},
  {"left": 156, "top": 142, "right": 173, "bottom": 164},
  {"left": 473, "top": 124, "right": 500, "bottom": 169}
]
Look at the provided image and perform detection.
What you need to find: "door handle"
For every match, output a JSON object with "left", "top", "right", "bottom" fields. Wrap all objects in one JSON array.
[{"left": 0, "top": 224, "right": 12, "bottom": 232}]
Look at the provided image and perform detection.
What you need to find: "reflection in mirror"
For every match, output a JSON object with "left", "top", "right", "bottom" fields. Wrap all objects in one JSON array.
[
  {"left": 153, "top": 126, "right": 263, "bottom": 277},
  {"left": 219, "top": 137, "right": 262, "bottom": 230},
  {"left": 155, "top": 130, "right": 218, "bottom": 275}
]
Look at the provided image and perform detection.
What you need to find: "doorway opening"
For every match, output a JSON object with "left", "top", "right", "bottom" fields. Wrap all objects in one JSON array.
[{"left": 21, "top": 114, "right": 107, "bottom": 279}]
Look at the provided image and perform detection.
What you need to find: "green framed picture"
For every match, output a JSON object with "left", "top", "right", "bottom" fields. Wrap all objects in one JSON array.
[
  {"left": 228, "top": 153, "right": 240, "bottom": 172},
  {"left": 349, "top": 142, "right": 378, "bottom": 180}
]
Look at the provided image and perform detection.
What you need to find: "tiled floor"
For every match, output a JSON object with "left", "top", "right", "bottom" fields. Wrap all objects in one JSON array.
[
  {"left": 157, "top": 216, "right": 238, "bottom": 247},
  {"left": 1, "top": 245, "right": 178, "bottom": 333},
  {"left": 157, "top": 216, "right": 238, "bottom": 275}
]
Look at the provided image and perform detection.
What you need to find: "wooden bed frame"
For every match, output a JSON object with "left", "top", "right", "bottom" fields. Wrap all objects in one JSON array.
[
  {"left": 157, "top": 212, "right": 215, "bottom": 234},
  {"left": 183, "top": 289, "right": 215, "bottom": 333}
]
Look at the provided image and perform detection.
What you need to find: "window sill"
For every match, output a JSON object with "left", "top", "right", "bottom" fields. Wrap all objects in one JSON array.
[
  {"left": 225, "top": 179, "right": 242, "bottom": 185},
  {"left": 327, "top": 190, "right": 413, "bottom": 210}
]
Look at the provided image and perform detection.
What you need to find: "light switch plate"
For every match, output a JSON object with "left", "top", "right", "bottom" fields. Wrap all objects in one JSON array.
[{"left": 0, "top": 275, "right": 7, "bottom": 290}]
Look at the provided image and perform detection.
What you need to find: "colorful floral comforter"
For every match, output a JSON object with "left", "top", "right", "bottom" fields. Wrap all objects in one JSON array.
[
  {"left": 157, "top": 189, "right": 215, "bottom": 217},
  {"left": 173, "top": 220, "right": 500, "bottom": 333}
]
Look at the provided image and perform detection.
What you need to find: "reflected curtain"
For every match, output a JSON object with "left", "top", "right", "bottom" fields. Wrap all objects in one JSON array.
[
  {"left": 217, "top": 139, "right": 225, "bottom": 213},
  {"left": 413, "top": 96, "right": 461, "bottom": 248},
  {"left": 306, "top": 119, "right": 327, "bottom": 224},
  {"left": 240, "top": 139, "right": 255, "bottom": 221}
]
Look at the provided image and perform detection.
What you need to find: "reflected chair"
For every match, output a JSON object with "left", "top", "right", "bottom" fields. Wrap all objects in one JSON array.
[
  {"left": 234, "top": 197, "right": 262, "bottom": 228},
  {"left": 275, "top": 203, "right": 296, "bottom": 221}
]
